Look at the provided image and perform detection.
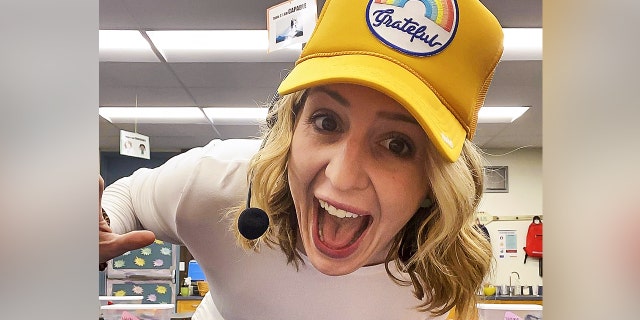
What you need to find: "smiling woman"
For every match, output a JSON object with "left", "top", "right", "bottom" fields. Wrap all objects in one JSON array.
[
  {"left": 238, "top": 83, "right": 491, "bottom": 318},
  {"left": 288, "top": 84, "right": 431, "bottom": 274},
  {"left": 99, "top": 0, "right": 503, "bottom": 319}
]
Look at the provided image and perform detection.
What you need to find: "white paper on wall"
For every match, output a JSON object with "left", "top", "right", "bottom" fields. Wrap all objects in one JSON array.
[
  {"left": 267, "top": 0, "right": 317, "bottom": 52},
  {"left": 498, "top": 229, "right": 518, "bottom": 258},
  {"left": 120, "top": 130, "right": 150, "bottom": 160}
]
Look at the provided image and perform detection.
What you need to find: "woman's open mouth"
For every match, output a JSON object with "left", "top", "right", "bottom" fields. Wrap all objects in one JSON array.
[{"left": 313, "top": 199, "right": 372, "bottom": 259}]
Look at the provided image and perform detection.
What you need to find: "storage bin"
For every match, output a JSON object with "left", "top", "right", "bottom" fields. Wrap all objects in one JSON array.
[
  {"left": 106, "top": 279, "right": 175, "bottom": 305},
  {"left": 99, "top": 295, "right": 143, "bottom": 306},
  {"left": 196, "top": 281, "right": 209, "bottom": 296},
  {"left": 188, "top": 260, "right": 206, "bottom": 281},
  {"left": 101, "top": 303, "right": 174, "bottom": 320},
  {"left": 477, "top": 303, "right": 542, "bottom": 320}
]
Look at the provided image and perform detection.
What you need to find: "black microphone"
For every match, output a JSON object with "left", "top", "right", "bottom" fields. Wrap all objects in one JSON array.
[{"left": 237, "top": 182, "right": 269, "bottom": 240}]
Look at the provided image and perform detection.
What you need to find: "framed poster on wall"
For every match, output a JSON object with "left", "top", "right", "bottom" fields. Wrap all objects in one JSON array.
[{"left": 497, "top": 229, "right": 518, "bottom": 258}]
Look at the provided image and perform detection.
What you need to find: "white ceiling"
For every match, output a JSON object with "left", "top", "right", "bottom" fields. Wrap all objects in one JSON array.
[{"left": 99, "top": 0, "right": 542, "bottom": 152}]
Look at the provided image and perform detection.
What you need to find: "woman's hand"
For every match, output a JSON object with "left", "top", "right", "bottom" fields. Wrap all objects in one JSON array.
[{"left": 99, "top": 176, "right": 155, "bottom": 264}]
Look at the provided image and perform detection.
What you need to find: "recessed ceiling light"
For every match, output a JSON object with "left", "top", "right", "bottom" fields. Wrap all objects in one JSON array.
[
  {"left": 99, "top": 107, "right": 208, "bottom": 124},
  {"left": 100, "top": 106, "right": 528, "bottom": 125},
  {"left": 146, "top": 30, "right": 302, "bottom": 62},
  {"left": 202, "top": 107, "right": 268, "bottom": 125},
  {"left": 502, "top": 28, "right": 542, "bottom": 60},
  {"left": 98, "top": 30, "right": 159, "bottom": 62},
  {"left": 478, "top": 106, "right": 530, "bottom": 123},
  {"left": 98, "top": 28, "right": 541, "bottom": 62}
]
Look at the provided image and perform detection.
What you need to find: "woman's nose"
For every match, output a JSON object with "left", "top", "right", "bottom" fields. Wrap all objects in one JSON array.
[{"left": 324, "top": 140, "right": 370, "bottom": 191}]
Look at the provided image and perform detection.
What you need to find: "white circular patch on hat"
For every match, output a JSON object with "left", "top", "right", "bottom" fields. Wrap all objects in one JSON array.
[{"left": 366, "top": 0, "right": 459, "bottom": 56}]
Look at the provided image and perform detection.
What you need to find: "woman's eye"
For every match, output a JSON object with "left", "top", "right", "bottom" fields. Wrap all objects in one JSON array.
[
  {"left": 312, "top": 114, "right": 339, "bottom": 132},
  {"left": 381, "top": 137, "right": 413, "bottom": 156}
]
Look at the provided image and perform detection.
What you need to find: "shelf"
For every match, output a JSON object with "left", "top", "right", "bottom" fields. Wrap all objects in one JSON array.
[
  {"left": 477, "top": 211, "right": 542, "bottom": 224},
  {"left": 491, "top": 214, "right": 542, "bottom": 222}
]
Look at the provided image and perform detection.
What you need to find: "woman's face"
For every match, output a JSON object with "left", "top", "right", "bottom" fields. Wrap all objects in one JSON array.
[{"left": 287, "top": 83, "right": 431, "bottom": 275}]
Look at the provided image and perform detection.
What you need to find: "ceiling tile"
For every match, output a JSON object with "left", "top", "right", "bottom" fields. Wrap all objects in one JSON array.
[
  {"left": 188, "top": 87, "right": 276, "bottom": 108},
  {"left": 100, "top": 62, "right": 183, "bottom": 87},
  {"left": 480, "top": 0, "right": 542, "bottom": 28},
  {"left": 170, "top": 62, "right": 294, "bottom": 88},
  {"left": 100, "top": 86, "right": 196, "bottom": 106}
]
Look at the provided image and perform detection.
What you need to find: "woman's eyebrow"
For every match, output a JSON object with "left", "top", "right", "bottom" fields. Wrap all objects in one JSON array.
[
  {"left": 376, "top": 111, "right": 420, "bottom": 126},
  {"left": 308, "top": 86, "right": 350, "bottom": 106},
  {"left": 308, "top": 86, "right": 419, "bottom": 126}
]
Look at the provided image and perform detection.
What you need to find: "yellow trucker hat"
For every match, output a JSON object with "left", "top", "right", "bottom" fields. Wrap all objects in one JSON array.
[{"left": 277, "top": 0, "right": 503, "bottom": 162}]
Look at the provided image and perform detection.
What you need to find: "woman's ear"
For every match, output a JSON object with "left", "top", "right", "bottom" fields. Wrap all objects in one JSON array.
[{"left": 420, "top": 197, "right": 433, "bottom": 208}]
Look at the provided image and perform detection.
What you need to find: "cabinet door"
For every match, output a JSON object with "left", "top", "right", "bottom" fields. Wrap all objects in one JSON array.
[{"left": 176, "top": 299, "right": 201, "bottom": 313}]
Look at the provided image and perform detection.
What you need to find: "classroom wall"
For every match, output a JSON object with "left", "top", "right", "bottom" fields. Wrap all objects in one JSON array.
[{"left": 478, "top": 147, "right": 543, "bottom": 288}]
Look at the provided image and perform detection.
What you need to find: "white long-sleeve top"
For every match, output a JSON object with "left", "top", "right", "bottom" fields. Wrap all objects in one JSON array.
[{"left": 102, "top": 139, "right": 448, "bottom": 320}]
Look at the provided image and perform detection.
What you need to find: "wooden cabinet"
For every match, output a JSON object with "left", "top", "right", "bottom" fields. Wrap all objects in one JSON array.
[
  {"left": 481, "top": 298, "right": 543, "bottom": 306},
  {"left": 479, "top": 296, "right": 543, "bottom": 306},
  {"left": 176, "top": 297, "right": 202, "bottom": 313},
  {"left": 445, "top": 298, "right": 543, "bottom": 319}
]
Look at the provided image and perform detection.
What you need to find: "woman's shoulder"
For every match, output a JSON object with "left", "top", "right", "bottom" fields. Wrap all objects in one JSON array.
[
  {"left": 159, "top": 138, "right": 261, "bottom": 178},
  {"left": 172, "top": 139, "right": 260, "bottom": 202},
  {"left": 199, "top": 138, "right": 262, "bottom": 161}
]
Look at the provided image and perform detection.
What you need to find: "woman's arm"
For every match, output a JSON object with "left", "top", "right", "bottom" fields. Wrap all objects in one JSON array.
[
  {"left": 99, "top": 139, "right": 261, "bottom": 262},
  {"left": 99, "top": 175, "right": 155, "bottom": 265}
]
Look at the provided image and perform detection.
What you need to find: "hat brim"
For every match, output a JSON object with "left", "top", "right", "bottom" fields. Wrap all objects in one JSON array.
[{"left": 278, "top": 54, "right": 466, "bottom": 162}]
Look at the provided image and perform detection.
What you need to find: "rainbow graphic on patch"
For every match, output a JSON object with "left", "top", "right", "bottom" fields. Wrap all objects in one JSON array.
[{"left": 374, "top": 0, "right": 455, "bottom": 32}]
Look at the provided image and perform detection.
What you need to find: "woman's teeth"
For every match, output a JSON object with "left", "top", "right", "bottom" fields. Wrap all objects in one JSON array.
[{"left": 319, "top": 199, "right": 359, "bottom": 218}]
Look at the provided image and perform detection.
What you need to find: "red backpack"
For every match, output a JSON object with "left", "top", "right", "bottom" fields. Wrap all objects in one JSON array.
[{"left": 523, "top": 215, "right": 543, "bottom": 276}]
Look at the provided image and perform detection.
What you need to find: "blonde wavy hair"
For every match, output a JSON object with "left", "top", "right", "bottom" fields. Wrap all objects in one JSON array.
[{"left": 227, "top": 89, "right": 492, "bottom": 319}]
